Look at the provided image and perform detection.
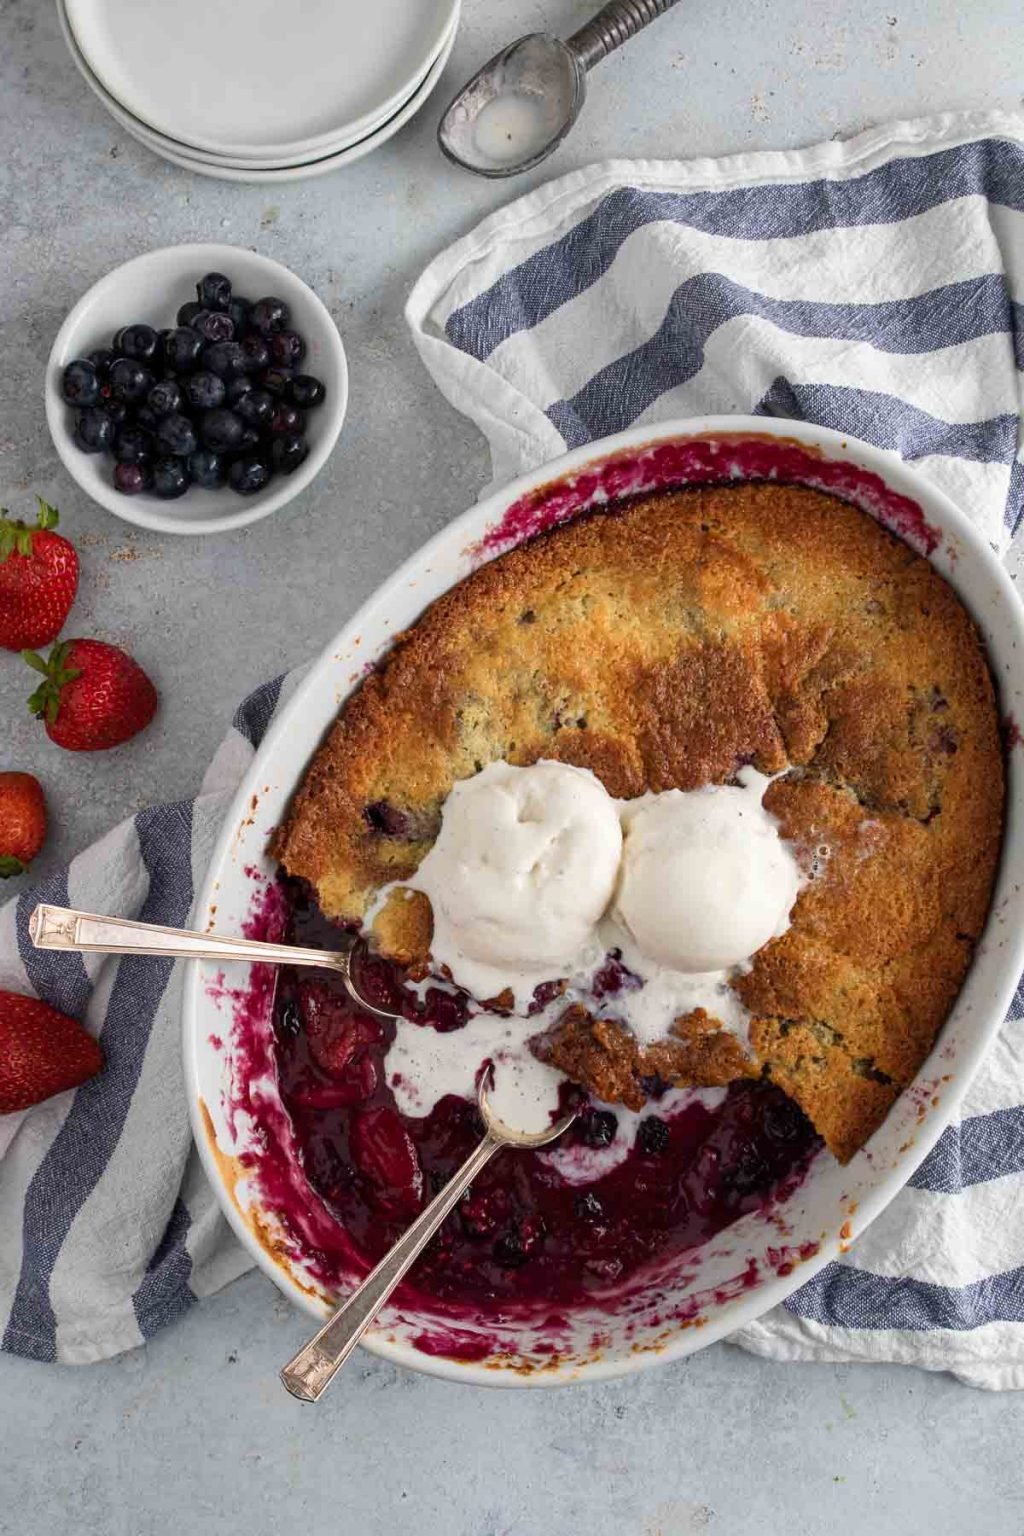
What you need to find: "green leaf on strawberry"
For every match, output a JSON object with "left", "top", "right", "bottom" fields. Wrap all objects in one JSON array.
[
  {"left": 24, "top": 643, "right": 83, "bottom": 725},
  {"left": 0, "top": 499, "right": 61, "bottom": 562}
]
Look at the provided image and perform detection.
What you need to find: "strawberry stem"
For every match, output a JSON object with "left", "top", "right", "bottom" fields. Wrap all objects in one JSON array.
[
  {"left": 35, "top": 498, "right": 60, "bottom": 532},
  {"left": 24, "top": 642, "right": 81, "bottom": 725},
  {"left": 0, "top": 855, "right": 27, "bottom": 879},
  {"left": 0, "top": 498, "right": 60, "bottom": 563}
]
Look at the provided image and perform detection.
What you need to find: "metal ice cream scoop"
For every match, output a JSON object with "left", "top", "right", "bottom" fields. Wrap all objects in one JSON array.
[{"left": 438, "top": 0, "right": 683, "bottom": 178}]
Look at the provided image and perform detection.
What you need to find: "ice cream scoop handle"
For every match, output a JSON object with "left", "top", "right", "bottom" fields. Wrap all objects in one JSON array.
[{"left": 568, "top": 0, "right": 683, "bottom": 71}]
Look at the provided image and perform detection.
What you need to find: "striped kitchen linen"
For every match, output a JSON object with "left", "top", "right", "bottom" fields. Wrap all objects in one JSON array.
[
  {"left": 406, "top": 110, "right": 1024, "bottom": 1389},
  {"left": 2, "top": 111, "right": 1023, "bottom": 1382}
]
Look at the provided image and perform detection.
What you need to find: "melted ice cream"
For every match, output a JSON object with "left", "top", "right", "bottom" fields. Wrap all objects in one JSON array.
[{"left": 376, "top": 761, "right": 804, "bottom": 1141}]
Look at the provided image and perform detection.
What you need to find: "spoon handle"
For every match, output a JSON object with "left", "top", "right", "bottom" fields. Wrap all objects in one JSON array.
[
  {"left": 28, "top": 902, "right": 350, "bottom": 975},
  {"left": 280, "top": 1132, "right": 504, "bottom": 1402},
  {"left": 569, "top": 0, "right": 683, "bottom": 70}
]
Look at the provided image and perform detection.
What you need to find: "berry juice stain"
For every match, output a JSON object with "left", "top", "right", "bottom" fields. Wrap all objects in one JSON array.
[{"left": 472, "top": 434, "right": 940, "bottom": 561}]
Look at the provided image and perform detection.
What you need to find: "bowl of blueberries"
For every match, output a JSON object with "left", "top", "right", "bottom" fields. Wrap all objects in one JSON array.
[{"left": 46, "top": 243, "right": 348, "bottom": 534}]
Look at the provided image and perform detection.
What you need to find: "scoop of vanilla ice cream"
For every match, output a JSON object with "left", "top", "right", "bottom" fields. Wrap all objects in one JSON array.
[
  {"left": 612, "top": 775, "right": 801, "bottom": 974},
  {"left": 410, "top": 760, "right": 622, "bottom": 1001}
]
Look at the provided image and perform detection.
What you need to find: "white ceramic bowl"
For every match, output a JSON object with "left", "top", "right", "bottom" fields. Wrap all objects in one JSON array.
[
  {"left": 46, "top": 244, "right": 348, "bottom": 535},
  {"left": 183, "top": 418, "right": 1024, "bottom": 1385}
]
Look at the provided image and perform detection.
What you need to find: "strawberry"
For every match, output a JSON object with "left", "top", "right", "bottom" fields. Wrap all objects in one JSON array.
[
  {"left": 24, "top": 638, "right": 158, "bottom": 752},
  {"left": 0, "top": 499, "right": 79, "bottom": 651},
  {"left": 0, "top": 990, "right": 103, "bottom": 1113},
  {"left": 349, "top": 1104, "right": 424, "bottom": 1216},
  {"left": 0, "top": 772, "right": 47, "bottom": 877},
  {"left": 297, "top": 980, "right": 384, "bottom": 1077}
]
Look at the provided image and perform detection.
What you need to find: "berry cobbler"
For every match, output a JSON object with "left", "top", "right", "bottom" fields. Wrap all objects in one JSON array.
[{"left": 268, "top": 480, "right": 1003, "bottom": 1305}]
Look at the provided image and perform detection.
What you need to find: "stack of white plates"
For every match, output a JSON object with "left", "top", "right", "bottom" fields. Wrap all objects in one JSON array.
[{"left": 57, "top": 0, "right": 460, "bottom": 181}]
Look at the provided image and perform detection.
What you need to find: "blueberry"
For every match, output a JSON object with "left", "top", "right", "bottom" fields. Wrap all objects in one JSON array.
[
  {"left": 250, "top": 296, "right": 290, "bottom": 335},
  {"left": 638, "top": 1116, "right": 670, "bottom": 1155},
  {"left": 184, "top": 370, "right": 226, "bottom": 412},
  {"left": 573, "top": 1192, "right": 604, "bottom": 1222},
  {"left": 72, "top": 405, "right": 116, "bottom": 453},
  {"left": 86, "top": 348, "right": 116, "bottom": 380},
  {"left": 108, "top": 358, "right": 153, "bottom": 403},
  {"left": 187, "top": 447, "right": 226, "bottom": 488},
  {"left": 290, "top": 374, "right": 326, "bottom": 409},
  {"left": 202, "top": 341, "right": 248, "bottom": 379},
  {"left": 177, "top": 300, "right": 204, "bottom": 328},
  {"left": 152, "top": 456, "right": 191, "bottom": 499},
  {"left": 268, "top": 329, "right": 306, "bottom": 368},
  {"left": 61, "top": 359, "right": 100, "bottom": 407},
  {"left": 235, "top": 388, "right": 273, "bottom": 428},
  {"left": 104, "top": 399, "right": 129, "bottom": 430},
  {"left": 725, "top": 1144, "right": 767, "bottom": 1194},
  {"left": 237, "top": 425, "right": 261, "bottom": 454},
  {"left": 229, "top": 296, "right": 252, "bottom": 334},
  {"left": 192, "top": 309, "right": 234, "bottom": 344},
  {"left": 113, "top": 461, "right": 153, "bottom": 495},
  {"left": 228, "top": 453, "right": 270, "bottom": 496},
  {"left": 493, "top": 1231, "right": 528, "bottom": 1269},
  {"left": 196, "top": 271, "right": 232, "bottom": 312},
  {"left": 135, "top": 405, "right": 160, "bottom": 433},
  {"left": 581, "top": 1109, "right": 618, "bottom": 1148},
  {"left": 114, "top": 424, "right": 155, "bottom": 465},
  {"left": 147, "top": 378, "right": 183, "bottom": 417},
  {"left": 225, "top": 375, "right": 254, "bottom": 407},
  {"left": 200, "top": 407, "right": 245, "bottom": 453},
  {"left": 260, "top": 365, "right": 293, "bottom": 397},
  {"left": 239, "top": 334, "right": 270, "bottom": 373},
  {"left": 156, "top": 413, "right": 198, "bottom": 457},
  {"left": 763, "top": 1098, "right": 807, "bottom": 1145},
  {"left": 120, "top": 323, "right": 160, "bottom": 362},
  {"left": 163, "top": 327, "right": 206, "bottom": 373},
  {"left": 111, "top": 326, "right": 127, "bottom": 352},
  {"left": 268, "top": 402, "right": 304, "bottom": 436},
  {"left": 270, "top": 433, "right": 309, "bottom": 475}
]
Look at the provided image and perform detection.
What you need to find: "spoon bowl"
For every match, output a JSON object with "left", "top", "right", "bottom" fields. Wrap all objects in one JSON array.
[
  {"left": 438, "top": 32, "right": 585, "bottom": 177},
  {"left": 438, "top": 1, "right": 683, "bottom": 177}
]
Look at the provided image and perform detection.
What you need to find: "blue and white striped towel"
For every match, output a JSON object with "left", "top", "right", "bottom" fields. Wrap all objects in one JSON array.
[{"left": 3, "top": 112, "right": 1023, "bottom": 1383}]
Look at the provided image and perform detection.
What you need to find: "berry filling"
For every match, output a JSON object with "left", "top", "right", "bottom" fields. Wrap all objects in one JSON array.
[{"left": 269, "top": 883, "right": 821, "bottom": 1307}]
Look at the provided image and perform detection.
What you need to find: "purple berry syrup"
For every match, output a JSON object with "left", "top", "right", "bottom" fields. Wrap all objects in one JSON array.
[{"left": 268, "top": 881, "right": 820, "bottom": 1308}]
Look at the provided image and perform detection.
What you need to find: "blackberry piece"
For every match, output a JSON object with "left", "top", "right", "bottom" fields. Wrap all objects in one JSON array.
[
  {"left": 580, "top": 1109, "right": 618, "bottom": 1148},
  {"left": 638, "top": 1116, "right": 670, "bottom": 1155}
]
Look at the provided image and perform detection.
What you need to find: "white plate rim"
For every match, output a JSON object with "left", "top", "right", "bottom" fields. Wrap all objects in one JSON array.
[
  {"left": 64, "top": 0, "right": 458, "bottom": 159},
  {"left": 183, "top": 415, "right": 1024, "bottom": 1385}
]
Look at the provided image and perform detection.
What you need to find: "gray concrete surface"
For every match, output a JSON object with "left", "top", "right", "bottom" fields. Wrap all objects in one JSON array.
[{"left": 1, "top": 0, "right": 1023, "bottom": 1531}]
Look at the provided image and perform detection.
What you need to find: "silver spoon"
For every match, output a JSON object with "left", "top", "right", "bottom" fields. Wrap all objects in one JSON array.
[
  {"left": 28, "top": 903, "right": 404, "bottom": 1022},
  {"left": 280, "top": 1066, "right": 576, "bottom": 1402},
  {"left": 438, "top": 0, "right": 683, "bottom": 178},
  {"left": 30, "top": 904, "right": 578, "bottom": 1399}
]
